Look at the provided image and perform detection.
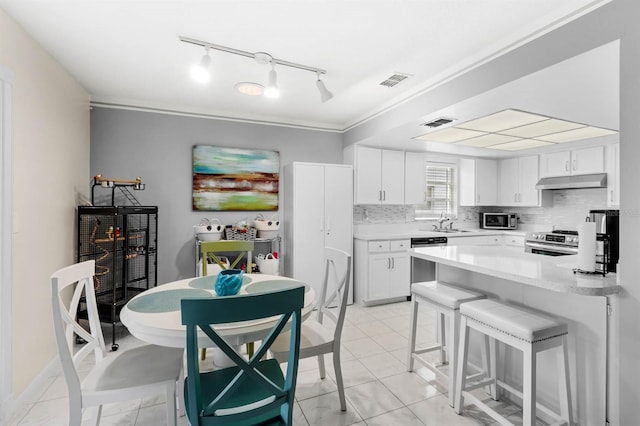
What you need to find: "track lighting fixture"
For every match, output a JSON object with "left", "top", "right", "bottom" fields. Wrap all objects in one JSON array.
[
  {"left": 190, "top": 46, "right": 211, "bottom": 84},
  {"left": 264, "top": 62, "right": 280, "bottom": 98},
  {"left": 316, "top": 72, "right": 333, "bottom": 103},
  {"left": 180, "top": 36, "right": 332, "bottom": 101}
]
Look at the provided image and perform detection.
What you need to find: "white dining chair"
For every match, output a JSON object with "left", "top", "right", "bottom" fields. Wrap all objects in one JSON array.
[
  {"left": 270, "top": 247, "right": 352, "bottom": 411},
  {"left": 51, "top": 260, "right": 184, "bottom": 426}
]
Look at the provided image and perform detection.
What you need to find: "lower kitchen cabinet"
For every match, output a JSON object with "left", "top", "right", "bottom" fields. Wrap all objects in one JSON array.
[
  {"left": 502, "top": 234, "right": 525, "bottom": 248},
  {"left": 354, "top": 238, "right": 410, "bottom": 305},
  {"left": 447, "top": 235, "right": 501, "bottom": 246}
]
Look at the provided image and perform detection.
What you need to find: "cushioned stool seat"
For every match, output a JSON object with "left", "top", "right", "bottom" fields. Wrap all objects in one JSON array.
[
  {"left": 407, "top": 281, "right": 486, "bottom": 407},
  {"left": 455, "top": 299, "right": 573, "bottom": 426}
]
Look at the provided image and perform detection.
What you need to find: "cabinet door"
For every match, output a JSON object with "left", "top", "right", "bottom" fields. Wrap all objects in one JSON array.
[
  {"left": 388, "top": 254, "right": 410, "bottom": 298},
  {"left": 572, "top": 146, "right": 604, "bottom": 174},
  {"left": 354, "top": 146, "right": 382, "bottom": 204},
  {"left": 291, "top": 164, "right": 326, "bottom": 293},
  {"left": 606, "top": 144, "right": 619, "bottom": 207},
  {"left": 498, "top": 157, "right": 519, "bottom": 205},
  {"left": 324, "top": 165, "right": 353, "bottom": 254},
  {"left": 476, "top": 159, "right": 497, "bottom": 206},
  {"left": 405, "top": 152, "right": 426, "bottom": 204},
  {"left": 381, "top": 149, "right": 405, "bottom": 204},
  {"left": 518, "top": 155, "right": 540, "bottom": 206},
  {"left": 368, "top": 255, "right": 391, "bottom": 300},
  {"left": 448, "top": 235, "right": 501, "bottom": 245},
  {"left": 542, "top": 150, "right": 571, "bottom": 177},
  {"left": 459, "top": 158, "right": 476, "bottom": 206}
]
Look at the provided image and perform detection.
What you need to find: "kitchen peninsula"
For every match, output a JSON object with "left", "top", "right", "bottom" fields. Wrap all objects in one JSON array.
[{"left": 411, "top": 245, "right": 619, "bottom": 426}]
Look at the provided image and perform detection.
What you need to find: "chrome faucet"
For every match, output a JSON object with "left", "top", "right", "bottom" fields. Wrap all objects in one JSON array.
[{"left": 437, "top": 212, "right": 451, "bottom": 229}]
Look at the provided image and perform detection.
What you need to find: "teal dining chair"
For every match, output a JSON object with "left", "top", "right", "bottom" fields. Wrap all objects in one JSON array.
[{"left": 181, "top": 285, "right": 304, "bottom": 426}]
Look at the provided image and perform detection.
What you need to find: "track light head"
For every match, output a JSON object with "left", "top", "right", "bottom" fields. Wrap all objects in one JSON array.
[
  {"left": 264, "top": 62, "right": 280, "bottom": 98},
  {"left": 190, "top": 47, "right": 211, "bottom": 84},
  {"left": 316, "top": 73, "right": 333, "bottom": 102}
]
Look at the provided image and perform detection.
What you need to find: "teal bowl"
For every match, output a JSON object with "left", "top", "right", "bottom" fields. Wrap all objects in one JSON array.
[{"left": 214, "top": 269, "right": 243, "bottom": 296}]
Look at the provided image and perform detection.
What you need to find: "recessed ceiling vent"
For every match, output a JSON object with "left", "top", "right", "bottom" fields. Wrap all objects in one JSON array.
[
  {"left": 379, "top": 73, "right": 411, "bottom": 88},
  {"left": 421, "top": 117, "right": 455, "bottom": 128}
]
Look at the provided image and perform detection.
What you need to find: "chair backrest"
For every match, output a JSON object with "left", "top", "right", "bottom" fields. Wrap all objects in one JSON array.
[
  {"left": 200, "top": 240, "right": 254, "bottom": 275},
  {"left": 51, "top": 260, "right": 106, "bottom": 402},
  {"left": 316, "top": 247, "right": 352, "bottom": 344},
  {"left": 181, "top": 286, "right": 304, "bottom": 425}
]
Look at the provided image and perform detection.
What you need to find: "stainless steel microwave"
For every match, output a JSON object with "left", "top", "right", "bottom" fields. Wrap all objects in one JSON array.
[{"left": 480, "top": 212, "right": 518, "bottom": 230}]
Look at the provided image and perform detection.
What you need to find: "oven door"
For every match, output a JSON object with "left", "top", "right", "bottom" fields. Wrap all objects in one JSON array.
[{"left": 525, "top": 241, "right": 578, "bottom": 256}]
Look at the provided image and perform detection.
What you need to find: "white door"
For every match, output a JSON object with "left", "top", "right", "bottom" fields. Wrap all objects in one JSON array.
[
  {"left": 368, "top": 255, "right": 390, "bottom": 301},
  {"left": 518, "top": 155, "right": 540, "bottom": 206},
  {"left": 324, "top": 165, "right": 353, "bottom": 255},
  {"left": 498, "top": 157, "right": 518, "bottom": 205},
  {"left": 354, "top": 146, "right": 382, "bottom": 204},
  {"left": 291, "top": 164, "right": 326, "bottom": 297},
  {"left": 542, "top": 150, "right": 571, "bottom": 177},
  {"left": 475, "top": 159, "right": 497, "bottom": 206},
  {"left": 404, "top": 152, "right": 426, "bottom": 204},
  {"left": 381, "top": 149, "right": 405, "bottom": 204},
  {"left": 572, "top": 146, "right": 604, "bottom": 174},
  {"left": 388, "top": 254, "right": 410, "bottom": 298}
]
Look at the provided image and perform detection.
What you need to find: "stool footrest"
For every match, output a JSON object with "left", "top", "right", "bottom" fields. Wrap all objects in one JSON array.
[
  {"left": 414, "top": 344, "right": 446, "bottom": 357},
  {"left": 461, "top": 391, "right": 509, "bottom": 425},
  {"left": 411, "top": 354, "right": 448, "bottom": 380},
  {"left": 497, "top": 380, "right": 566, "bottom": 422},
  {"left": 463, "top": 378, "right": 495, "bottom": 392}
]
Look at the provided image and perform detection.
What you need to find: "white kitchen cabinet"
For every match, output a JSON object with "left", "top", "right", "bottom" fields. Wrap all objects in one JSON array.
[
  {"left": 284, "top": 162, "right": 353, "bottom": 303},
  {"left": 498, "top": 155, "right": 541, "bottom": 206},
  {"left": 447, "top": 235, "right": 501, "bottom": 246},
  {"left": 459, "top": 158, "right": 497, "bottom": 206},
  {"left": 354, "top": 238, "right": 410, "bottom": 305},
  {"left": 352, "top": 146, "right": 405, "bottom": 204},
  {"left": 502, "top": 235, "right": 525, "bottom": 248},
  {"left": 541, "top": 146, "right": 604, "bottom": 177},
  {"left": 606, "top": 143, "right": 619, "bottom": 207},
  {"left": 404, "top": 151, "right": 427, "bottom": 204}
]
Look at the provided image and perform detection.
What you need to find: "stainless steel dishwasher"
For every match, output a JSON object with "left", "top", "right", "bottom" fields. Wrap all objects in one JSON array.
[{"left": 410, "top": 236, "right": 447, "bottom": 283}]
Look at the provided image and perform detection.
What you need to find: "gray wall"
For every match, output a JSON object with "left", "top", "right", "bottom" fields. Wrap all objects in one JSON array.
[{"left": 90, "top": 107, "right": 343, "bottom": 283}]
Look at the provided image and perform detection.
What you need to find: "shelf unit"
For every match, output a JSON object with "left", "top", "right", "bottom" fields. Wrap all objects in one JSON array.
[
  {"left": 195, "top": 236, "right": 281, "bottom": 276},
  {"left": 77, "top": 206, "right": 158, "bottom": 350}
]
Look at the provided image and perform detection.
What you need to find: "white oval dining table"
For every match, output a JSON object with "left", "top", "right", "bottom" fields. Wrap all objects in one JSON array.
[{"left": 120, "top": 273, "right": 316, "bottom": 349}]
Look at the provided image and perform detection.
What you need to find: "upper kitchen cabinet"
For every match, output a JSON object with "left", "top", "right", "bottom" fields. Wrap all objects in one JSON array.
[
  {"left": 351, "top": 146, "right": 405, "bottom": 204},
  {"left": 498, "top": 155, "right": 541, "bottom": 206},
  {"left": 606, "top": 143, "right": 619, "bottom": 207},
  {"left": 540, "top": 146, "right": 604, "bottom": 177},
  {"left": 459, "top": 158, "right": 497, "bottom": 206},
  {"left": 404, "top": 151, "right": 427, "bottom": 204}
]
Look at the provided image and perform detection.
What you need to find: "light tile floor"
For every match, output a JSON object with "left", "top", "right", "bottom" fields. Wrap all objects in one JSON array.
[{"left": 8, "top": 301, "right": 528, "bottom": 425}]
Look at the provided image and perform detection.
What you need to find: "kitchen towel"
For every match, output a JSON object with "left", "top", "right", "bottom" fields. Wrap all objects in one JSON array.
[{"left": 578, "top": 220, "right": 597, "bottom": 272}]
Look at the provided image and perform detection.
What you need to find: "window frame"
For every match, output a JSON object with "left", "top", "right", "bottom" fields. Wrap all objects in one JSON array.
[{"left": 414, "top": 160, "right": 458, "bottom": 220}]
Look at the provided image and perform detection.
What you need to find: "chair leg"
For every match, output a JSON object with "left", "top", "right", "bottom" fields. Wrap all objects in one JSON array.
[
  {"left": 407, "top": 298, "right": 419, "bottom": 372},
  {"left": 438, "top": 312, "right": 446, "bottom": 364},
  {"left": 557, "top": 335, "right": 573, "bottom": 425},
  {"left": 68, "top": 403, "right": 83, "bottom": 426},
  {"left": 333, "top": 349, "right": 347, "bottom": 411},
  {"left": 200, "top": 348, "right": 206, "bottom": 360},
  {"left": 522, "top": 345, "right": 537, "bottom": 426},
  {"left": 317, "top": 354, "right": 326, "bottom": 379},
  {"left": 178, "top": 361, "right": 186, "bottom": 417},
  {"left": 166, "top": 382, "right": 177, "bottom": 426},
  {"left": 489, "top": 337, "right": 498, "bottom": 400},
  {"left": 448, "top": 311, "right": 459, "bottom": 408},
  {"left": 246, "top": 342, "right": 254, "bottom": 358},
  {"left": 454, "top": 316, "right": 470, "bottom": 414}
]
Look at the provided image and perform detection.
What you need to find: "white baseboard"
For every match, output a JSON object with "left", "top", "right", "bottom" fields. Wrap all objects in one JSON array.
[{"left": 0, "top": 355, "right": 61, "bottom": 424}]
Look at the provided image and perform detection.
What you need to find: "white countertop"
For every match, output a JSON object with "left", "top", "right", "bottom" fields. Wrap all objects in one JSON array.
[
  {"left": 411, "top": 245, "right": 620, "bottom": 296},
  {"left": 354, "top": 227, "right": 524, "bottom": 240}
]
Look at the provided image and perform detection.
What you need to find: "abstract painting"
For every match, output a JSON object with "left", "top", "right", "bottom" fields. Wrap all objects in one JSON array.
[{"left": 192, "top": 145, "right": 279, "bottom": 211}]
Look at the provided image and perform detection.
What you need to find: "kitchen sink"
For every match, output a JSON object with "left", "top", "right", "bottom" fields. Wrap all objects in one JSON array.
[{"left": 430, "top": 229, "right": 471, "bottom": 233}]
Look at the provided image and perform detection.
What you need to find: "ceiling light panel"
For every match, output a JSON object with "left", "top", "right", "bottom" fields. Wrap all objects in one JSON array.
[
  {"left": 455, "top": 133, "right": 522, "bottom": 147},
  {"left": 487, "top": 139, "right": 555, "bottom": 151},
  {"left": 500, "top": 118, "right": 585, "bottom": 138},
  {"left": 414, "top": 127, "right": 484, "bottom": 143},
  {"left": 536, "top": 126, "right": 618, "bottom": 143},
  {"left": 458, "top": 109, "right": 547, "bottom": 132}
]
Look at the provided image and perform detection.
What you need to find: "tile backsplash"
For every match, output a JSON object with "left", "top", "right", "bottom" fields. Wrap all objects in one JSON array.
[{"left": 354, "top": 188, "right": 610, "bottom": 230}]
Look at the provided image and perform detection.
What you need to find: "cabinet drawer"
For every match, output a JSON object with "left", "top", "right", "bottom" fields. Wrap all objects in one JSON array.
[
  {"left": 390, "top": 240, "right": 410, "bottom": 251},
  {"left": 368, "top": 241, "right": 390, "bottom": 252},
  {"left": 503, "top": 235, "right": 525, "bottom": 247}
]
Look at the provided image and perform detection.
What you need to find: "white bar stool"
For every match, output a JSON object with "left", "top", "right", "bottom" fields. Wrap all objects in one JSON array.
[
  {"left": 454, "top": 299, "right": 573, "bottom": 426},
  {"left": 407, "top": 280, "right": 486, "bottom": 407}
]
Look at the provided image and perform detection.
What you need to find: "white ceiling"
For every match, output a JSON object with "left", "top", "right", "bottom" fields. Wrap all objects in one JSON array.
[{"left": 0, "top": 0, "right": 608, "bottom": 132}]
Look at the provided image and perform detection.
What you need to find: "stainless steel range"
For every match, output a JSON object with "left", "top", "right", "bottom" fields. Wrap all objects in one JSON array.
[
  {"left": 525, "top": 230, "right": 611, "bottom": 273},
  {"left": 525, "top": 230, "right": 579, "bottom": 256}
]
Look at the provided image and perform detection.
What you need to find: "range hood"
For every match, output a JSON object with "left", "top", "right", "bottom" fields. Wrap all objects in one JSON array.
[{"left": 535, "top": 173, "right": 607, "bottom": 190}]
